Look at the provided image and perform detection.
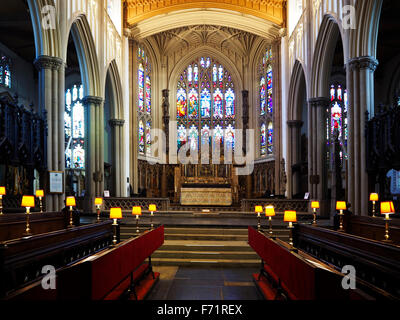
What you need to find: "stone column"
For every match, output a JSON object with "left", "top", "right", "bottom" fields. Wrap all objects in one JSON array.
[
  {"left": 161, "top": 89, "right": 170, "bottom": 198},
  {"left": 347, "top": 56, "right": 378, "bottom": 216},
  {"left": 287, "top": 120, "right": 303, "bottom": 197},
  {"left": 242, "top": 90, "right": 251, "bottom": 199},
  {"left": 109, "top": 119, "right": 125, "bottom": 197},
  {"left": 34, "top": 55, "right": 64, "bottom": 212},
  {"left": 308, "top": 98, "right": 330, "bottom": 214},
  {"left": 83, "top": 96, "right": 104, "bottom": 213}
]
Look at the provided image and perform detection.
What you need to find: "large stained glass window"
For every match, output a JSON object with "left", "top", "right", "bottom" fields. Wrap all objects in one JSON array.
[
  {"left": 0, "top": 55, "right": 11, "bottom": 88},
  {"left": 176, "top": 56, "right": 235, "bottom": 155},
  {"left": 138, "top": 46, "right": 152, "bottom": 156},
  {"left": 327, "top": 84, "right": 348, "bottom": 161},
  {"left": 260, "top": 48, "right": 274, "bottom": 156},
  {"left": 65, "top": 84, "right": 85, "bottom": 169}
]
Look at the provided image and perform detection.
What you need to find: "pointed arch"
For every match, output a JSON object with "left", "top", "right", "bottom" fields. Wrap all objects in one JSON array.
[
  {"left": 288, "top": 60, "right": 307, "bottom": 121},
  {"left": 65, "top": 14, "right": 101, "bottom": 97},
  {"left": 311, "top": 15, "right": 343, "bottom": 98},
  {"left": 105, "top": 59, "right": 124, "bottom": 119},
  {"left": 27, "top": 0, "right": 62, "bottom": 58}
]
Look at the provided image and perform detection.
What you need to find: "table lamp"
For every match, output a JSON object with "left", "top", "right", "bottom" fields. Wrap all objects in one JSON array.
[
  {"left": 265, "top": 205, "right": 275, "bottom": 235},
  {"left": 336, "top": 201, "right": 346, "bottom": 232},
  {"left": 369, "top": 193, "right": 379, "bottom": 218},
  {"left": 132, "top": 206, "right": 142, "bottom": 233},
  {"left": 255, "top": 205, "right": 263, "bottom": 231},
  {"left": 66, "top": 196, "right": 76, "bottom": 228},
  {"left": 0, "top": 186, "right": 5, "bottom": 215},
  {"left": 149, "top": 204, "right": 156, "bottom": 229},
  {"left": 35, "top": 189, "right": 44, "bottom": 213},
  {"left": 95, "top": 197, "right": 103, "bottom": 222},
  {"left": 110, "top": 207, "right": 122, "bottom": 246},
  {"left": 380, "top": 201, "right": 395, "bottom": 242},
  {"left": 21, "top": 195, "right": 35, "bottom": 236},
  {"left": 311, "top": 201, "right": 320, "bottom": 226},
  {"left": 284, "top": 210, "right": 297, "bottom": 247}
]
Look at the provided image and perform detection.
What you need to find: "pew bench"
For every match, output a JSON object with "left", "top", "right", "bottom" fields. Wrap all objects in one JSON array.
[
  {"left": 1, "top": 221, "right": 113, "bottom": 299},
  {"left": 57, "top": 225, "right": 164, "bottom": 300},
  {"left": 248, "top": 226, "right": 351, "bottom": 300}
]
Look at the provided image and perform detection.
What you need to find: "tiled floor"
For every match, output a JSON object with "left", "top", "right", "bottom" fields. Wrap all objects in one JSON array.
[{"left": 146, "top": 266, "right": 263, "bottom": 300}]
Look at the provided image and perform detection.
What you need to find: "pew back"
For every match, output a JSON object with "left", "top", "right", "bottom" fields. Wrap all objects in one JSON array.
[
  {"left": 248, "top": 226, "right": 346, "bottom": 300},
  {"left": 57, "top": 225, "right": 164, "bottom": 300}
]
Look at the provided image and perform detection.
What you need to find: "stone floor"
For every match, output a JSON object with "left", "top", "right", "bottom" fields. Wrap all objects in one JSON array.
[{"left": 146, "top": 266, "right": 264, "bottom": 300}]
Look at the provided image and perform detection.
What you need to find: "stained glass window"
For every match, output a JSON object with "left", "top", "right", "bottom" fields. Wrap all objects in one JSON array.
[
  {"left": 65, "top": 84, "right": 85, "bottom": 169},
  {"left": 137, "top": 46, "right": 152, "bottom": 156},
  {"left": 327, "top": 84, "right": 348, "bottom": 162},
  {"left": 138, "top": 120, "right": 145, "bottom": 154},
  {"left": 0, "top": 55, "right": 11, "bottom": 88},
  {"left": 259, "top": 47, "right": 274, "bottom": 156},
  {"left": 176, "top": 57, "right": 235, "bottom": 155}
]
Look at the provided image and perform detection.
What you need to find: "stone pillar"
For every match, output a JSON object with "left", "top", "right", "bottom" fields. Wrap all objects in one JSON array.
[
  {"left": 242, "top": 90, "right": 251, "bottom": 199},
  {"left": 109, "top": 119, "right": 125, "bottom": 197},
  {"left": 287, "top": 120, "right": 303, "bottom": 197},
  {"left": 83, "top": 96, "right": 104, "bottom": 213},
  {"left": 308, "top": 98, "right": 330, "bottom": 214},
  {"left": 34, "top": 55, "right": 64, "bottom": 212},
  {"left": 347, "top": 56, "right": 378, "bottom": 216},
  {"left": 161, "top": 89, "right": 170, "bottom": 198}
]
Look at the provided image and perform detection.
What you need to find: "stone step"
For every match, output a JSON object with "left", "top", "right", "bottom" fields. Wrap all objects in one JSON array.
[
  {"left": 156, "top": 240, "right": 253, "bottom": 252},
  {"left": 151, "top": 257, "right": 260, "bottom": 268},
  {"left": 164, "top": 233, "right": 248, "bottom": 241},
  {"left": 152, "top": 249, "right": 258, "bottom": 260}
]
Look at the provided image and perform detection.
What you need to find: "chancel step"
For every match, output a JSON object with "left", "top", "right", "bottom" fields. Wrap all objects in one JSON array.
[{"left": 120, "top": 226, "right": 290, "bottom": 267}]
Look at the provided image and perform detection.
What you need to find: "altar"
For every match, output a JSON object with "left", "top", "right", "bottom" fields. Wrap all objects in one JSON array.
[
  {"left": 180, "top": 187, "right": 232, "bottom": 206},
  {"left": 175, "top": 163, "right": 238, "bottom": 206}
]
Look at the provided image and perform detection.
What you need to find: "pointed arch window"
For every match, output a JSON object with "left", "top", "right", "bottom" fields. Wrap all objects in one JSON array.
[
  {"left": 176, "top": 56, "right": 235, "bottom": 154},
  {"left": 260, "top": 48, "right": 274, "bottom": 156},
  {"left": 65, "top": 84, "right": 85, "bottom": 169},
  {"left": 137, "top": 46, "right": 152, "bottom": 156}
]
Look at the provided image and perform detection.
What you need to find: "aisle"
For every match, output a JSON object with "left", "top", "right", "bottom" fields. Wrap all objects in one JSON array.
[{"left": 146, "top": 266, "right": 263, "bottom": 300}]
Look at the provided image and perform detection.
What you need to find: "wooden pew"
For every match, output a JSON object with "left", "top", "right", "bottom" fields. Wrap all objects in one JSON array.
[
  {"left": 0, "top": 212, "right": 69, "bottom": 241},
  {"left": 0, "top": 221, "right": 113, "bottom": 299},
  {"left": 345, "top": 215, "right": 400, "bottom": 244},
  {"left": 294, "top": 224, "right": 400, "bottom": 299},
  {"left": 56, "top": 225, "right": 164, "bottom": 300},
  {"left": 248, "top": 226, "right": 351, "bottom": 300}
]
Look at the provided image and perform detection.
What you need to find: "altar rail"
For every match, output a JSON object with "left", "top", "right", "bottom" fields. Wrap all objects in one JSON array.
[
  {"left": 103, "top": 197, "right": 170, "bottom": 211},
  {"left": 241, "top": 199, "right": 309, "bottom": 213}
]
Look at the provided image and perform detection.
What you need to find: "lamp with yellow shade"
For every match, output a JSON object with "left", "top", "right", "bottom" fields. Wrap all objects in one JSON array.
[
  {"left": 66, "top": 196, "right": 76, "bottom": 228},
  {"left": 265, "top": 205, "right": 275, "bottom": 235},
  {"left": 21, "top": 195, "right": 35, "bottom": 236},
  {"left": 336, "top": 201, "right": 346, "bottom": 232},
  {"left": 311, "top": 201, "right": 320, "bottom": 226},
  {"left": 369, "top": 193, "right": 379, "bottom": 218},
  {"left": 110, "top": 207, "right": 123, "bottom": 246},
  {"left": 35, "top": 189, "right": 44, "bottom": 213},
  {"left": 95, "top": 197, "right": 103, "bottom": 222},
  {"left": 381, "top": 201, "right": 395, "bottom": 243},
  {"left": 132, "top": 206, "right": 142, "bottom": 233},
  {"left": 284, "top": 210, "right": 297, "bottom": 247},
  {"left": 0, "top": 186, "right": 5, "bottom": 215},
  {"left": 149, "top": 204, "right": 156, "bottom": 229},
  {"left": 255, "top": 206, "right": 263, "bottom": 230}
]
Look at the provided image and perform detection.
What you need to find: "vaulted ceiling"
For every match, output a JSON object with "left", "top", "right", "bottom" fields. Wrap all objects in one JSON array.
[
  {"left": 151, "top": 25, "right": 261, "bottom": 57},
  {"left": 124, "top": 0, "right": 287, "bottom": 26}
]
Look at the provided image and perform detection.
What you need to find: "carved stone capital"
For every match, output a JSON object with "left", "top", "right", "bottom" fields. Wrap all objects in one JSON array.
[
  {"left": 279, "top": 27, "right": 287, "bottom": 38},
  {"left": 287, "top": 120, "right": 303, "bottom": 128},
  {"left": 82, "top": 96, "right": 104, "bottom": 106},
  {"left": 34, "top": 55, "right": 64, "bottom": 71},
  {"left": 348, "top": 56, "right": 379, "bottom": 72},
  {"left": 109, "top": 119, "right": 125, "bottom": 127},
  {"left": 308, "top": 97, "right": 330, "bottom": 108}
]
